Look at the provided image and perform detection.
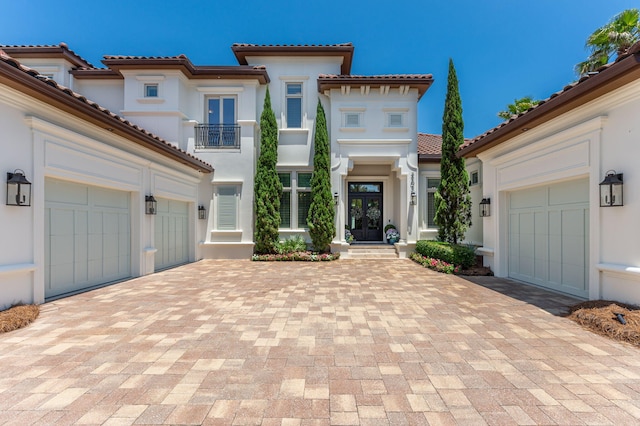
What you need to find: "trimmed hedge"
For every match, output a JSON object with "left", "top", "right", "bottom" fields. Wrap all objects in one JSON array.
[{"left": 415, "top": 240, "right": 476, "bottom": 269}]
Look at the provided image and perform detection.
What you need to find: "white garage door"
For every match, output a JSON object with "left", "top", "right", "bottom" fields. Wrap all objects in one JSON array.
[
  {"left": 45, "top": 179, "right": 131, "bottom": 299},
  {"left": 508, "top": 179, "right": 589, "bottom": 298},
  {"left": 154, "top": 198, "right": 189, "bottom": 270}
]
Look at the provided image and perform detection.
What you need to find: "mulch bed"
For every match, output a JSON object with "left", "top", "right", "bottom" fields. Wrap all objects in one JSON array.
[
  {"left": 0, "top": 304, "right": 40, "bottom": 333},
  {"left": 567, "top": 300, "right": 640, "bottom": 347},
  {"left": 458, "top": 265, "right": 493, "bottom": 276}
]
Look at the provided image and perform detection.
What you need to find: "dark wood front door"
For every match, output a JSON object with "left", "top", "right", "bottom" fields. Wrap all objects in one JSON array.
[{"left": 348, "top": 182, "right": 383, "bottom": 242}]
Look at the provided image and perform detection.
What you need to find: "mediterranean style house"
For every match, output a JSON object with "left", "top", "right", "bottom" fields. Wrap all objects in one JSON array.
[
  {"left": 1, "top": 40, "right": 638, "bottom": 309},
  {"left": 1, "top": 42, "right": 463, "bottom": 308}
]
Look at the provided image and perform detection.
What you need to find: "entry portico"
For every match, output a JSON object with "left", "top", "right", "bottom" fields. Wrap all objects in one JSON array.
[{"left": 318, "top": 75, "right": 433, "bottom": 257}]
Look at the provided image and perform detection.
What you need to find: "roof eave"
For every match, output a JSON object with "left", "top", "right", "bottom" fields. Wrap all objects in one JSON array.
[
  {"left": 459, "top": 52, "right": 640, "bottom": 158},
  {"left": 418, "top": 154, "right": 441, "bottom": 163},
  {"left": 232, "top": 44, "right": 354, "bottom": 74},
  {"left": 1, "top": 45, "right": 94, "bottom": 68},
  {"left": 317, "top": 77, "right": 434, "bottom": 99},
  {"left": 100, "top": 58, "right": 270, "bottom": 84}
]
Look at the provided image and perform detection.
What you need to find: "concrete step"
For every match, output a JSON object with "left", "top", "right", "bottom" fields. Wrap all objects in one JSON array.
[{"left": 347, "top": 244, "right": 398, "bottom": 259}]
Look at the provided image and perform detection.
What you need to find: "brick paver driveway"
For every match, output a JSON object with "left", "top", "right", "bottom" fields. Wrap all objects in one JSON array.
[{"left": 1, "top": 260, "right": 640, "bottom": 425}]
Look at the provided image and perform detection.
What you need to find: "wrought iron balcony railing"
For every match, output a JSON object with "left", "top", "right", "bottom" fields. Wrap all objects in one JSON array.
[{"left": 195, "top": 124, "right": 240, "bottom": 149}]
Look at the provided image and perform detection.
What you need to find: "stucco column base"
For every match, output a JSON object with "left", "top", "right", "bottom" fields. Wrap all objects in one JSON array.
[
  {"left": 331, "top": 242, "right": 350, "bottom": 259},
  {"left": 395, "top": 242, "right": 415, "bottom": 259}
]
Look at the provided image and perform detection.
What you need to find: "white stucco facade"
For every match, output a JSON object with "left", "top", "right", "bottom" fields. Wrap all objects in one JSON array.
[{"left": 467, "top": 68, "right": 640, "bottom": 303}]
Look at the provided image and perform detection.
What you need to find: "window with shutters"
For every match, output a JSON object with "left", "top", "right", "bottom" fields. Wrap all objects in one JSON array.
[
  {"left": 426, "top": 177, "right": 441, "bottom": 228},
  {"left": 216, "top": 186, "right": 238, "bottom": 230},
  {"left": 279, "top": 173, "right": 292, "bottom": 228}
]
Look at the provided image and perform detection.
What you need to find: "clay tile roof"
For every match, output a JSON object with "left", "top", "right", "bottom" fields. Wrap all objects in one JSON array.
[
  {"left": 232, "top": 43, "right": 353, "bottom": 48},
  {"left": 459, "top": 41, "right": 640, "bottom": 157},
  {"left": 232, "top": 43, "right": 354, "bottom": 74},
  {"left": 0, "top": 42, "right": 95, "bottom": 68},
  {"left": 317, "top": 74, "right": 434, "bottom": 99},
  {"left": 417, "top": 133, "right": 442, "bottom": 158},
  {"left": 98, "top": 54, "right": 270, "bottom": 83},
  {"left": 0, "top": 49, "right": 213, "bottom": 173}
]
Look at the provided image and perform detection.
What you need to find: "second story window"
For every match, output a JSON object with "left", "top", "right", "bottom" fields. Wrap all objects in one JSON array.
[
  {"left": 144, "top": 84, "right": 158, "bottom": 97},
  {"left": 286, "top": 83, "right": 303, "bottom": 128},
  {"left": 344, "top": 112, "right": 362, "bottom": 128},
  {"left": 387, "top": 113, "right": 404, "bottom": 127},
  {"left": 196, "top": 96, "right": 240, "bottom": 149}
]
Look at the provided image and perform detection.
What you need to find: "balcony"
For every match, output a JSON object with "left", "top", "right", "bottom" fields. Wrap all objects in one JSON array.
[{"left": 195, "top": 124, "right": 240, "bottom": 149}]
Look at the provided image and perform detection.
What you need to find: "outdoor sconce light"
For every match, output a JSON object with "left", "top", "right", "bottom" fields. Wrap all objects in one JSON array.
[
  {"left": 479, "top": 198, "right": 491, "bottom": 217},
  {"left": 410, "top": 173, "right": 417, "bottom": 205},
  {"left": 6, "top": 169, "right": 31, "bottom": 206},
  {"left": 599, "top": 170, "right": 623, "bottom": 207},
  {"left": 145, "top": 195, "right": 157, "bottom": 215},
  {"left": 198, "top": 205, "right": 207, "bottom": 220},
  {"left": 333, "top": 192, "right": 339, "bottom": 205}
]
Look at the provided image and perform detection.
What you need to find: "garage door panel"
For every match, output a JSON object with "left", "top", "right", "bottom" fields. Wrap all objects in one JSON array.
[
  {"left": 509, "top": 180, "right": 588, "bottom": 298},
  {"left": 45, "top": 179, "right": 130, "bottom": 299},
  {"left": 549, "top": 179, "right": 589, "bottom": 205},
  {"left": 155, "top": 199, "right": 189, "bottom": 270}
]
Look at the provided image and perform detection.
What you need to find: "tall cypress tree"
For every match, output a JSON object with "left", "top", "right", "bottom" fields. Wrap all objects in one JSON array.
[
  {"left": 307, "top": 99, "right": 335, "bottom": 252},
  {"left": 434, "top": 59, "right": 472, "bottom": 244},
  {"left": 254, "top": 87, "right": 281, "bottom": 254}
]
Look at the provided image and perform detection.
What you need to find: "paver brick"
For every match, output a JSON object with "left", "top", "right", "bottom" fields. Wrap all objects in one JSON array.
[{"left": 0, "top": 259, "right": 639, "bottom": 424}]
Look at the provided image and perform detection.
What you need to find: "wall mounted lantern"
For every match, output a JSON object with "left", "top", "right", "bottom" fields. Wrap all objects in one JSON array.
[
  {"left": 333, "top": 192, "right": 339, "bottom": 206},
  {"left": 479, "top": 198, "right": 491, "bottom": 217},
  {"left": 6, "top": 169, "right": 31, "bottom": 206},
  {"left": 145, "top": 195, "right": 157, "bottom": 215},
  {"left": 599, "top": 170, "right": 623, "bottom": 207},
  {"left": 410, "top": 173, "right": 417, "bottom": 205},
  {"left": 198, "top": 205, "right": 207, "bottom": 220}
]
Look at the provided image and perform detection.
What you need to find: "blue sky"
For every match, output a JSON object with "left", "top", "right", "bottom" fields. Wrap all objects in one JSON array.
[{"left": 3, "top": 0, "right": 638, "bottom": 138}]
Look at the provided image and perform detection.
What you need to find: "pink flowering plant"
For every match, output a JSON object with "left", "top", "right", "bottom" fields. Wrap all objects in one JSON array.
[
  {"left": 252, "top": 251, "right": 339, "bottom": 262},
  {"left": 410, "top": 252, "right": 461, "bottom": 274}
]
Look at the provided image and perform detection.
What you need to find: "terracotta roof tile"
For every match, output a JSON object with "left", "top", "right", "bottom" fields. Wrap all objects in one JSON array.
[
  {"left": 232, "top": 43, "right": 353, "bottom": 48},
  {"left": 0, "top": 42, "right": 95, "bottom": 68},
  {"left": 319, "top": 73, "right": 433, "bottom": 80},
  {"left": 417, "top": 133, "right": 442, "bottom": 156},
  {"left": 460, "top": 41, "right": 640, "bottom": 156},
  {"left": 0, "top": 49, "right": 213, "bottom": 173}
]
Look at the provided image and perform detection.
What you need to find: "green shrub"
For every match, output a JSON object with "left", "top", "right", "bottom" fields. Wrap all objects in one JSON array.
[
  {"left": 384, "top": 223, "right": 396, "bottom": 233},
  {"left": 276, "top": 235, "right": 308, "bottom": 254},
  {"left": 415, "top": 240, "right": 476, "bottom": 268}
]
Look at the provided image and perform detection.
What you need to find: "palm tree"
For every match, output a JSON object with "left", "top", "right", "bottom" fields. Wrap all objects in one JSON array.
[
  {"left": 497, "top": 96, "right": 540, "bottom": 120},
  {"left": 575, "top": 8, "right": 640, "bottom": 76}
]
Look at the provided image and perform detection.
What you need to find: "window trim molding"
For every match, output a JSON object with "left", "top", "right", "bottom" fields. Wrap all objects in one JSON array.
[{"left": 280, "top": 76, "right": 309, "bottom": 130}]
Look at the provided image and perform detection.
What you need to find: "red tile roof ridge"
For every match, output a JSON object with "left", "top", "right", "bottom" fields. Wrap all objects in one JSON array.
[
  {"left": 0, "top": 50, "right": 212, "bottom": 172},
  {"left": 232, "top": 43, "right": 353, "bottom": 47},
  {"left": 102, "top": 54, "right": 189, "bottom": 60},
  {"left": 0, "top": 42, "right": 96, "bottom": 68},
  {"left": 319, "top": 73, "right": 433, "bottom": 79}
]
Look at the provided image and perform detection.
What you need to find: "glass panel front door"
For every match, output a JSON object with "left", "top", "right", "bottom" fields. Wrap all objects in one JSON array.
[{"left": 348, "top": 182, "right": 383, "bottom": 242}]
